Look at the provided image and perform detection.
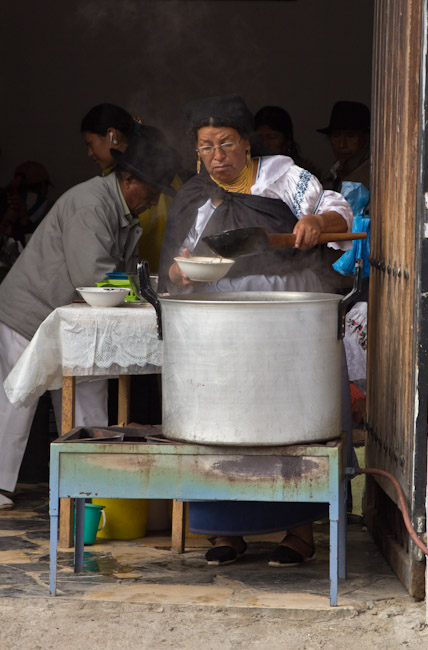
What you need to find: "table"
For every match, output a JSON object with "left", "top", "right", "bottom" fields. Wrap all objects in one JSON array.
[
  {"left": 4, "top": 302, "right": 162, "bottom": 408},
  {"left": 5, "top": 302, "right": 162, "bottom": 545},
  {"left": 49, "top": 428, "right": 347, "bottom": 606}
]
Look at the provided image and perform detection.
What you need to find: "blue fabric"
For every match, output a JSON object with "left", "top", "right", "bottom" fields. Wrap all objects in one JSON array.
[
  {"left": 341, "top": 181, "right": 370, "bottom": 214},
  {"left": 188, "top": 500, "right": 328, "bottom": 536},
  {"left": 333, "top": 181, "right": 371, "bottom": 278}
]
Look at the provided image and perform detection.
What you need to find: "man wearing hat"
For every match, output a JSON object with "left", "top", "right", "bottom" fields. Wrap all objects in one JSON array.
[
  {"left": 0, "top": 130, "right": 176, "bottom": 508},
  {"left": 318, "top": 101, "right": 371, "bottom": 191}
]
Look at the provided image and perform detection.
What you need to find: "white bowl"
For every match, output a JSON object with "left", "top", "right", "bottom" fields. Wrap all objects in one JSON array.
[
  {"left": 174, "top": 256, "right": 235, "bottom": 283},
  {"left": 76, "top": 287, "right": 130, "bottom": 307}
]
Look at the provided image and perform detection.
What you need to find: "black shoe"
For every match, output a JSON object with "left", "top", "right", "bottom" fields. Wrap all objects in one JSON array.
[
  {"left": 205, "top": 540, "right": 247, "bottom": 566},
  {"left": 268, "top": 536, "right": 316, "bottom": 567}
]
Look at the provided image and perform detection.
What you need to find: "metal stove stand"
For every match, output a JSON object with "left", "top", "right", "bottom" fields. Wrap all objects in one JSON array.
[{"left": 49, "top": 426, "right": 347, "bottom": 605}]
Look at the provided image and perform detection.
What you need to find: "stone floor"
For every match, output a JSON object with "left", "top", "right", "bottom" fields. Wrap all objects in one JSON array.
[{"left": 0, "top": 482, "right": 418, "bottom": 615}]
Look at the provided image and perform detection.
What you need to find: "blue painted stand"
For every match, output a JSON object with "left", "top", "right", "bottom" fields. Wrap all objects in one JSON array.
[{"left": 49, "top": 431, "right": 347, "bottom": 605}]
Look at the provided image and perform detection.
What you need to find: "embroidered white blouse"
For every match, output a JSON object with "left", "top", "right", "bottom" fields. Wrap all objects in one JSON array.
[{"left": 181, "top": 156, "right": 353, "bottom": 255}]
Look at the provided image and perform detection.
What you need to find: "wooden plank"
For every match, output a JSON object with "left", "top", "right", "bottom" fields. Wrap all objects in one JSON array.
[
  {"left": 61, "top": 376, "right": 75, "bottom": 434},
  {"left": 367, "top": 0, "right": 426, "bottom": 597},
  {"left": 58, "top": 498, "right": 74, "bottom": 550},
  {"left": 59, "top": 376, "right": 76, "bottom": 548},
  {"left": 365, "top": 482, "right": 425, "bottom": 599},
  {"left": 117, "top": 375, "right": 131, "bottom": 425},
  {"left": 369, "top": 0, "right": 418, "bottom": 500},
  {"left": 171, "top": 500, "right": 186, "bottom": 553}
]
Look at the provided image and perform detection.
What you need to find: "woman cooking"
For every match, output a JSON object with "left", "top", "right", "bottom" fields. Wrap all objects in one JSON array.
[
  {"left": 158, "top": 94, "right": 353, "bottom": 567},
  {"left": 159, "top": 94, "right": 352, "bottom": 296}
]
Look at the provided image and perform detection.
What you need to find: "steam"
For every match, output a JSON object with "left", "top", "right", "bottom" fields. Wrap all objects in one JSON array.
[{"left": 74, "top": 0, "right": 268, "bottom": 168}]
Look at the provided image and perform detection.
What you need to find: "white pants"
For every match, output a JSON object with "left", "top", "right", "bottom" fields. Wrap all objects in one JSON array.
[{"left": 0, "top": 322, "right": 108, "bottom": 492}]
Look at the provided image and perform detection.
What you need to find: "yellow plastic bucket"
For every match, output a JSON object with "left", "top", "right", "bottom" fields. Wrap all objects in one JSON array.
[{"left": 92, "top": 498, "right": 149, "bottom": 540}]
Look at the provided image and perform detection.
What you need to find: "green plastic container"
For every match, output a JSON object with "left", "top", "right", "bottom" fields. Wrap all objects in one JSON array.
[
  {"left": 73, "top": 503, "right": 106, "bottom": 545},
  {"left": 96, "top": 279, "right": 138, "bottom": 301}
]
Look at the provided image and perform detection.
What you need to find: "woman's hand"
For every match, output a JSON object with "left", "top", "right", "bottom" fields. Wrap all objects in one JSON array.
[
  {"left": 168, "top": 248, "right": 200, "bottom": 287},
  {"left": 293, "top": 215, "right": 323, "bottom": 250},
  {"left": 293, "top": 211, "right": 347, "bottom": 250}
]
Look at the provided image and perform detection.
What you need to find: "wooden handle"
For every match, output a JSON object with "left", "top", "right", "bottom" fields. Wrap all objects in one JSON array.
[
  {"left": 318, "top": 232, "right": 367, "bottom": 243},
  {"left": 268, "top": 232, "right": 367, "bottom": 248}
]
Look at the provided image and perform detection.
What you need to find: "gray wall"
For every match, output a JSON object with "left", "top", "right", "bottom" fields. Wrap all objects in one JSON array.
[{"left": 1, "top": 0, "right": 373, "bottom": 199}]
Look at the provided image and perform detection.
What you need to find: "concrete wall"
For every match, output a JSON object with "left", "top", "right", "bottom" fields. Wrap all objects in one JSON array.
[{"left": 1, "top": 0, "right": 374, "bottom": 199}]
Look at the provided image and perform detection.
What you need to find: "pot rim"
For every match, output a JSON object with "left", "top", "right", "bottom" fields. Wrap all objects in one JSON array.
[{"left": 159, "top": 291, "right": 342, "bottom": 305}]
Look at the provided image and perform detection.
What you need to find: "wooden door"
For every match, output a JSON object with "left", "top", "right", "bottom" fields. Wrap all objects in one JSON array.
[{"left": 366, "top": 0, "right": 427, "bottom": 598}]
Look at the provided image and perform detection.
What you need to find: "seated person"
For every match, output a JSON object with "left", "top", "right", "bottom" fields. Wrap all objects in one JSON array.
[
  {"left": 0, "top": 191, "right": 22, "bottom": 282},
  {"left": 317, "top": 101, "right": 370, "bottom": 191},
  {"left": 254, "top": 105, "right": 319, "bottom": 176},
  {"left": 3, "top": 161, "right": 53, "bottom": 245}
]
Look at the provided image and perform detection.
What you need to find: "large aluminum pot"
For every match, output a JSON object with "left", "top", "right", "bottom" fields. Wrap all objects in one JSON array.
[{"left": 159, "top": 291, "right": 343, "bottom": 446}]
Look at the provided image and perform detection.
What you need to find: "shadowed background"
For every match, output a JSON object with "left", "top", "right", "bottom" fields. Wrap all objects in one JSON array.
[{"left": 1, "top": 0, "right": 373, "bottom": 197}]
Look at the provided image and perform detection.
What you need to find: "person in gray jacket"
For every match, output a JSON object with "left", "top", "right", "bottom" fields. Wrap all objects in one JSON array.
[{"left": 0, "top": 130, "right": 176, "bottom": 508}]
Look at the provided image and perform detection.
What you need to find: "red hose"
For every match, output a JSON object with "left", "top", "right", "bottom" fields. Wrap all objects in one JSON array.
[{"left": 356, "top": 467, "right": 428, "bottom": 556}]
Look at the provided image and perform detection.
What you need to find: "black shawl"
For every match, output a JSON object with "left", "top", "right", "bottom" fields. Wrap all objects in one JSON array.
[{"left": 158, "top": 170, "right": 321, "bottom": 292}]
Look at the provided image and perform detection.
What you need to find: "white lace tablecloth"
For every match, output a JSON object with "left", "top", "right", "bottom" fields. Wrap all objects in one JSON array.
[{"left": 4, "top": 303, "right": 162, "bottom": 408}]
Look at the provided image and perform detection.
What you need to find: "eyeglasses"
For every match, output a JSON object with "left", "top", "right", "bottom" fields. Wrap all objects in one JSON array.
[{"left": 196, "top": 139, "right": 241, "bottom": 157}]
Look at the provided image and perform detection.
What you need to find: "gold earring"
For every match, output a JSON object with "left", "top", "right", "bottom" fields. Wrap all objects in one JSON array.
[
  {"left": 246, "top": 149, "right": 251, "bottom": 167},
  {"left": 197, "top": 152, "right": 201, "bottom": 174}
]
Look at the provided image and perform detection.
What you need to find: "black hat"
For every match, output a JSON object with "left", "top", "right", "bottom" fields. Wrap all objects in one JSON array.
[
  {"left": 254, "top": 106, "right": 294, "bottom": 139},
  {"left": 317, "top": 101, "right": 370, "bottom": 134},
  {"left": 112, "top": 126, "right": 177, "bottom": 197},
  {"left": 183, "top": 94, "right": 254, "bottom": 135}
]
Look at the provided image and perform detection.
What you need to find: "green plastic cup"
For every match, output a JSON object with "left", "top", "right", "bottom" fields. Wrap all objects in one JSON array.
[{"left": 73, "top": 503, "right": 106, "bottom": 545}]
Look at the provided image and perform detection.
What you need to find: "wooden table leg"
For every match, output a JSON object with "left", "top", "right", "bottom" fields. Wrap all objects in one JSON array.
[
  {"left": 171, "top": 500, "right": 186, "bottom": 553},
  {"left": 118, "top": 375, "right": 131, "bottom": 425},
  {"left": 59, "top": 376, "right": 75, "bottom": 548}
]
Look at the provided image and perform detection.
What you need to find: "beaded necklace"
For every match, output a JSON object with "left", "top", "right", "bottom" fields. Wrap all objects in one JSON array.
[{"left": 210, "top": 158, "right": 259, "bottom": 194}]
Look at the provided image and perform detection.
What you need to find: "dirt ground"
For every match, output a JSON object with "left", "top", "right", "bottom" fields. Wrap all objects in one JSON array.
[
  {"left": 0, "top": 594, "right": 427, "bottom": 650},
  {"left": 1, "top": 484, "right": 427, "bottom": 649}
]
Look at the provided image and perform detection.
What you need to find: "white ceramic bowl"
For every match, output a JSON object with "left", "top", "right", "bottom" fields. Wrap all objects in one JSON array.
[
  {"left": 174, "top": 256, "right": 235, "bottom": 283},
  {"left": 76, "top": 287, "right": 130, "bottom": 307}
]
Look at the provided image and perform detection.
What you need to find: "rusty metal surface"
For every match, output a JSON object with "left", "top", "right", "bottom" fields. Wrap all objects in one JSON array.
[
  {"left": 49, "top": 435, "right": 346, "bottom": 603},
  {"left": 53, "top": 426, "right": 343, "bottom": 457},
  {"left": 55, "top": 448, "right": 332, "bottom": 503}
]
